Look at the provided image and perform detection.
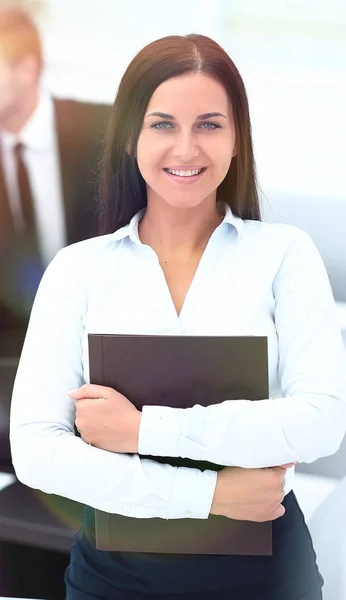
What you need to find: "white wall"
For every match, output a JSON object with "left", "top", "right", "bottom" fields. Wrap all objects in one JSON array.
[
  {"left": 29, "top": 0, "right": 346, "bottom": 204},
  {"left": 215, "top": 0, "right": 346, "bottom": 201},
  {"left": 37, "top": 0, "right": 219, "bottom": 102}
]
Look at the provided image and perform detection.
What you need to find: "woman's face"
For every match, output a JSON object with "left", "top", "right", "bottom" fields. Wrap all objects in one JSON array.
[{"left": 136, "top": 72, "right": 237, "bottom": 210}]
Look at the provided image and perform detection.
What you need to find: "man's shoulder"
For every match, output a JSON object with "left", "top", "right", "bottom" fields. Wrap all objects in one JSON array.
[
  {"left": 53, "top": 97, "right": 111, "bottom": 112},
  {"left": 52, "top": 98, "right": 112, "bottom": 154},
  {"left": 53, "top": 97, "right": 111, "bottom": 127}
]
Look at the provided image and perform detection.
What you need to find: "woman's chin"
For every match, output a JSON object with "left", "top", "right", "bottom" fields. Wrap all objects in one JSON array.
[{"left": 159, "top": 195, "right": 212, "bottom": 210}]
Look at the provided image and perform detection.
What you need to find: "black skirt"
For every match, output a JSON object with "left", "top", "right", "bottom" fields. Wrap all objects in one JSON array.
[{"left": 65, "top": 490, "right": 324, "bottom": 600}]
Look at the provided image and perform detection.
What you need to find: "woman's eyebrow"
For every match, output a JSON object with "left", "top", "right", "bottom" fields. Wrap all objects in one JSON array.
[{"left": 145, "top": 111, "right": 227, "bottom": 120}]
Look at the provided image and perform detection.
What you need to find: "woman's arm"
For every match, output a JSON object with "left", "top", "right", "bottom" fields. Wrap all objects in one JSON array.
[
  {"left": 138, "top": 229, "right": 346, "bottom": 468},
  {"left": 9, "top": 245, "right": 217, "bottom": 519}
]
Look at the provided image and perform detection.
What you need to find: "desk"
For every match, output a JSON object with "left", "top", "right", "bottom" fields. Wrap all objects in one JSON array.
[
  {"left": 0, "top": 472, "right": 15, "bottom": 492},
  {"left": 0, "top": 473, "right": 82, "bottom": 552},
  {"left": 0, "top": 472, "right": 81, "bottom": 599}
]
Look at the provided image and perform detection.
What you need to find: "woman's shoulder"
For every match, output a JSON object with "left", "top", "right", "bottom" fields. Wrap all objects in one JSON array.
[
  {"left": 57, "top": 233, "right": 118, "bottom": 259},
  {"left": 242, "top": 218, "right": 313, "bottom": 249},
  {"left": 46, "top": 233, "right": 119, "bottom": 276}
]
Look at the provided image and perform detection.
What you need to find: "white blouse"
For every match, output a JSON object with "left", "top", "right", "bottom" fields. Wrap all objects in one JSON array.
[{"left": 9, "top": 203, "right": 346, "bottom": 520}]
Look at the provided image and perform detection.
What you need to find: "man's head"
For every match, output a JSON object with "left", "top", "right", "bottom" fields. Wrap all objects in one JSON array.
[{"left": 0, "top": 6, "right": 42, "bottom": 130}]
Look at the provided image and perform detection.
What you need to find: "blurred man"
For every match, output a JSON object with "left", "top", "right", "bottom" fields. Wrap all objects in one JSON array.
[
  {"left": 0, "top": 9, "right": 109, "bottom": 598},
  {"left": 0, "top": 6, "right": 111, "bottom": 475},
  {"left": 0, "top": 6, "right": 111, "bottom": 357}
]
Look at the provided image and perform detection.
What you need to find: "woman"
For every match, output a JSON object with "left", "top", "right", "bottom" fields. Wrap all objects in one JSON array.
[{"left": 10, "top": 33, "right": 346, "bottom": 599}]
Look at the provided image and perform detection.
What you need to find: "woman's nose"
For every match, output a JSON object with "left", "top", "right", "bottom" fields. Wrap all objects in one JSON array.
[{"left": 173, "top": 132, "right": 199, "bottom": 160}]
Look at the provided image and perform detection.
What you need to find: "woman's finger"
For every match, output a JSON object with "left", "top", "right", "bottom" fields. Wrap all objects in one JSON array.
[{"left": 68, "top": 383, "right": 112, "bottom": 399}]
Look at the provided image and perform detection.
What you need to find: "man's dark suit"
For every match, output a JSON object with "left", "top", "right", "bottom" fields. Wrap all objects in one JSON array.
[
  {"left": 0, "top": 98, "right": 111, "bottom": 355},
  {"left": 0, "top": 98, "right": 111, "bottom": 464}
]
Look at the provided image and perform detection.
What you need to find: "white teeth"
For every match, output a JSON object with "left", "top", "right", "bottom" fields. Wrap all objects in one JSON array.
[{"left": 166, "top": 168, "right": 202, "bottom": 177}]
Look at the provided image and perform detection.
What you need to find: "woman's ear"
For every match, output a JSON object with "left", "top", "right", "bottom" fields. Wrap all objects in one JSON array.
[{"left": 232, "top": 141, "right": 237, "bottom": 158}]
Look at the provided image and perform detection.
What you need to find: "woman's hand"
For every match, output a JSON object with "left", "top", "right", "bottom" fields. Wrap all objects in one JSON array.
[
  {"left": 210, "top": 462, "right": 296, "bottom": 522},
  {"left": 68, "top": 384, "right": 141, "bottom": 453}
]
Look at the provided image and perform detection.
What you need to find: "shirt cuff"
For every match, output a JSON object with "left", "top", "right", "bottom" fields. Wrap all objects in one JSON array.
[
  {"left": 166, "top": 464, "right": 218, "bottom": 519},
  {"left": 139, "top": 404, "right": 189, "bottom": 458}
]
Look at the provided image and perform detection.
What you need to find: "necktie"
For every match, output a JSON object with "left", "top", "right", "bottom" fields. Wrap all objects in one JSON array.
[
  {"left": 0, "top": 143, "right": 42, "bottom": 338},
  {"left": 12, "top": 142, "right": 44, "bottom": 312},
  {"left": 0, "top": 144, "right": 15, "bottom": 236},
  {"left": 14, "top": 142, "right": 37, "bottom": 231}
]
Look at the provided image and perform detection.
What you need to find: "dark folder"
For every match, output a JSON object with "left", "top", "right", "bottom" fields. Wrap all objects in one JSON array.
[{"left": 88, "top": 334, "right": 272, "bottom": 555}]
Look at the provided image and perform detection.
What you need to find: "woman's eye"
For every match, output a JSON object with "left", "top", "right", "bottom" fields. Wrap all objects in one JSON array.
[
  {"left": 200, "top": 122, "right": 221, "bottom": 130},
  {"left": 151, "top": 122, "right": 172, "bottom": 129},
  {"left": 150, "top": 121, "right": 221, "bottom": 130}
]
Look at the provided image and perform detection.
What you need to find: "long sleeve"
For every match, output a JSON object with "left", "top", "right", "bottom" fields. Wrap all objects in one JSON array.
[
  {"left": 10, "top": 245, "right": 217, "bottom": 519},
  {"left": 138, "top": 230, "right": 346, "bottom": 468}
]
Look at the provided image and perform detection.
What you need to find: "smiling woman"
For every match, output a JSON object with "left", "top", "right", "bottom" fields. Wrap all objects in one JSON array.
[
  {"left": 136, "top": 72, "right": 236, "bottom": 206},
  {"left": 9, "top": 31, "right": 344, "bottom": 600},
  {"left": 98, "top": 33, "right": 260, "bottom": 237}
]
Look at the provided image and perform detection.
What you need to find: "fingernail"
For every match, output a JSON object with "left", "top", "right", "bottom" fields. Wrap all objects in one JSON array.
[{"left": 68, "top": 388, "right": 78, "bottom": 395}]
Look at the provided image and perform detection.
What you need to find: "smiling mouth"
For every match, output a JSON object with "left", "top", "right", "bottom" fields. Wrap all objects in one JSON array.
[{"left": 163, "top": 167, "right": 207, "bottom": 178}]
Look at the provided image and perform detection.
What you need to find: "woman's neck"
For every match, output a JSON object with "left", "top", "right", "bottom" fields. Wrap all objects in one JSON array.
[{"left": 138, "top": 198, "right": 224, "bottom": 257}]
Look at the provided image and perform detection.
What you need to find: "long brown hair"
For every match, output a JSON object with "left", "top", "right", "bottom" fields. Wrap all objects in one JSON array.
[{"left": 98, "top": 34, "right": 261, "bottom": 234}]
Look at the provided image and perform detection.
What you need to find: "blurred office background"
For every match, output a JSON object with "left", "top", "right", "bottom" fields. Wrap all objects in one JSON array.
[{"left": 0, "top": 0, "right": 345, "bottom": 598}]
